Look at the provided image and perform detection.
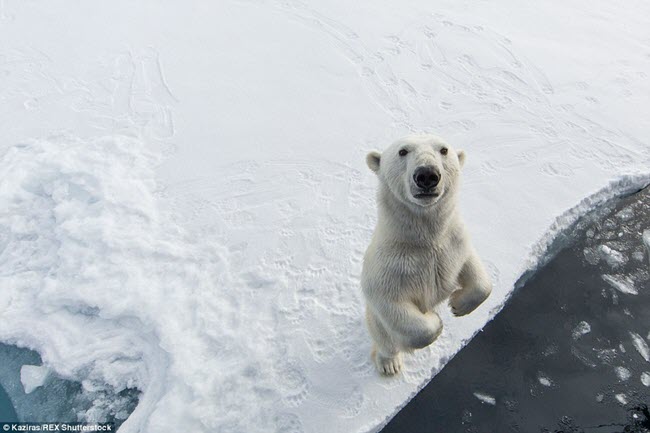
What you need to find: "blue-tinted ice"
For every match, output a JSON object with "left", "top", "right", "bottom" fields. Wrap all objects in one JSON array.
[{"left": 0, "top": 343, "right": 138, "bottom": 427}]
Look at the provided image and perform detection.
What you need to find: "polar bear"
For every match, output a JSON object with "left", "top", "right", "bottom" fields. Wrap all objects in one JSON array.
[{"left": 362, "top": 134, "right": 492, "bottom": 376}]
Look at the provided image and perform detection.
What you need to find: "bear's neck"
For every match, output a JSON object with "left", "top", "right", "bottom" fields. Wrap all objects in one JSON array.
[{"left": 377, "top": 184, "right": 458, "bottom": 245}]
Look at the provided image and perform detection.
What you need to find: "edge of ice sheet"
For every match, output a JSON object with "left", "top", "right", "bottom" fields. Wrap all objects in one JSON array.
[{"left": 367, "top": 173, "right": 650, "bottom": 433}]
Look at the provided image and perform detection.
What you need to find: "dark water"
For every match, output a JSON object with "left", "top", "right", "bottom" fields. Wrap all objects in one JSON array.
[
  {"left": 0, "top": 383, "right": 17, "bottom": 422},
  {"left": 0, "top": 343, "right": 138, "bottom": 426},
  {"left": 383, "top": 187, "right": 650, "bottom": 433}
]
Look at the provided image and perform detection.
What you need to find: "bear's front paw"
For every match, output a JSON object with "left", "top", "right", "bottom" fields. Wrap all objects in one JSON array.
[
  {"left": 372, "top": 349, "right": 403, "bottom": 376},
  {"left": 449, "top": 288, "right": 488, "bottom": 317}
]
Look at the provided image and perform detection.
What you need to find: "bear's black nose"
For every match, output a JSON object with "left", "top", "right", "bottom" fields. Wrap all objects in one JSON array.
[{"left": 413, "top": 166, "right": 440, "bottom": 189}]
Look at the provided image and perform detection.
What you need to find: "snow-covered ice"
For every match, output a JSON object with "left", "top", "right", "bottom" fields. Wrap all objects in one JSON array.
[
  {"left": 1, "top": 0, "right": 650, "bottom": 432},
  {"left": 20, "top": 365, "right": 50, "bottom": 394}
]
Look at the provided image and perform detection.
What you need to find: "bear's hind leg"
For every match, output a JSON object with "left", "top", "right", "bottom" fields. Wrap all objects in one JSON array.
[
  {"left": 366, "top": 308, "right": 403, "bottom": 376},
  {"left": 449, "top": 252, "right": 492, "bottom": 316}
]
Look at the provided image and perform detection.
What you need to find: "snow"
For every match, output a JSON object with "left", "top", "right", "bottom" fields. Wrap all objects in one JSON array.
[
  {"left": 20, "top": 365, "right": 50, "bottom": 394},
  {"left": 630, "top": 332, "right": 650, "bottom": 363},
  {"left": 473, "top": 392, "right": 496, "bottom": 405},
  {"left": 0, "top": 1, "right": 650, "bottom": 432}
]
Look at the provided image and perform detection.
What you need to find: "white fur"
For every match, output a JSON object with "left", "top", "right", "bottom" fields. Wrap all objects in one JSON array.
[{"left": 362, "top": 134, "right": 492, "bottom": 376}]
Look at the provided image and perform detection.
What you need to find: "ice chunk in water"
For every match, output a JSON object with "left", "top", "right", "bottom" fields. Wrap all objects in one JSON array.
[
  {"left": 572, "top": 321, "right": 591, "bottom": 340},
  {"left": 538, "top": 373, "right": 553, "bottom": 387},
  {"left": 643, "top": 230, "right": 650, "bottom": 264},
  {"left": 641, "top": 372, "right": 650, "bottom": 387},
  {"left": 630, "top": 332, "right": 650, "bottom": 362},
  {"left": 583, "top": 247, "right": 601, "bottom": 265},
  {"left": 632, "top": 251, "right": 645, "bottom": 262},
  {"left": 586, "top": 243, "right": 631, "bottom": 269},
  {"left": 615, "top": 393, "right": 628, "bottom": 405},
  {"left": 597, "top": 245, "right": 626, "bottom": 267},
  {"left": 473, "top": 392, "right": 496, "bottom": 405},
  {"left": 20, "top": 365, "right": 50, "bottom": 394},
  {"left": 602, "top": 274, "right": 638, "bottom": 295},
  {"left": 615, "top": 207, "right": 634, "bottom": 222},
  {"left": 614, "top": 366, "right": 631, "bottom": 381}
]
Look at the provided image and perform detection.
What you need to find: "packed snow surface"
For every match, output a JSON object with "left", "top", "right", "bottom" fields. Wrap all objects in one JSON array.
[{"left": 1, "top": 1, "right": 650, "bottom": 432}]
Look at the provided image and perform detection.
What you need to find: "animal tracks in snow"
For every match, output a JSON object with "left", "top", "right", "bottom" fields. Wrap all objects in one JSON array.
[{"left": 0, "top": 46, "right": 178, "bottom": 145}]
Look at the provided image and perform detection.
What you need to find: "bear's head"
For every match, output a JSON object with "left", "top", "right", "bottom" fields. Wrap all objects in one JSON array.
[{"left": 366, "top": 134, "right": 465, "bottom": 210}]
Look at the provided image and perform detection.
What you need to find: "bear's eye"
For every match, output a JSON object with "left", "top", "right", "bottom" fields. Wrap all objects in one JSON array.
[
  {"left": 440, "top": 147, "right": 448, "bottom": 155},
  {"left": 398, "top": 149, "right": 408, "bottom": 157}
]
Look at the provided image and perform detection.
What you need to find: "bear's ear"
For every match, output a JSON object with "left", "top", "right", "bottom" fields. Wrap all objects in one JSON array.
[
  {"left": 457, "top": 149, "right": 466, "bottom": 168},
  {"left": 366, "top": 151, "right": 381, "bottom": 173}
]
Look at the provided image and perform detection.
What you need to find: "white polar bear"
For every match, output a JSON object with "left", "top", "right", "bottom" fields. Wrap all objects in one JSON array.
[{"left": 362, "top": 134, "right": 492, "bottom": 376}]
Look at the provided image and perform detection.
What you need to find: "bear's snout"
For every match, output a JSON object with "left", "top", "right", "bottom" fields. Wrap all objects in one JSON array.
[{"left": 413, "top": 166, "right": 441, "bottom": 190}]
